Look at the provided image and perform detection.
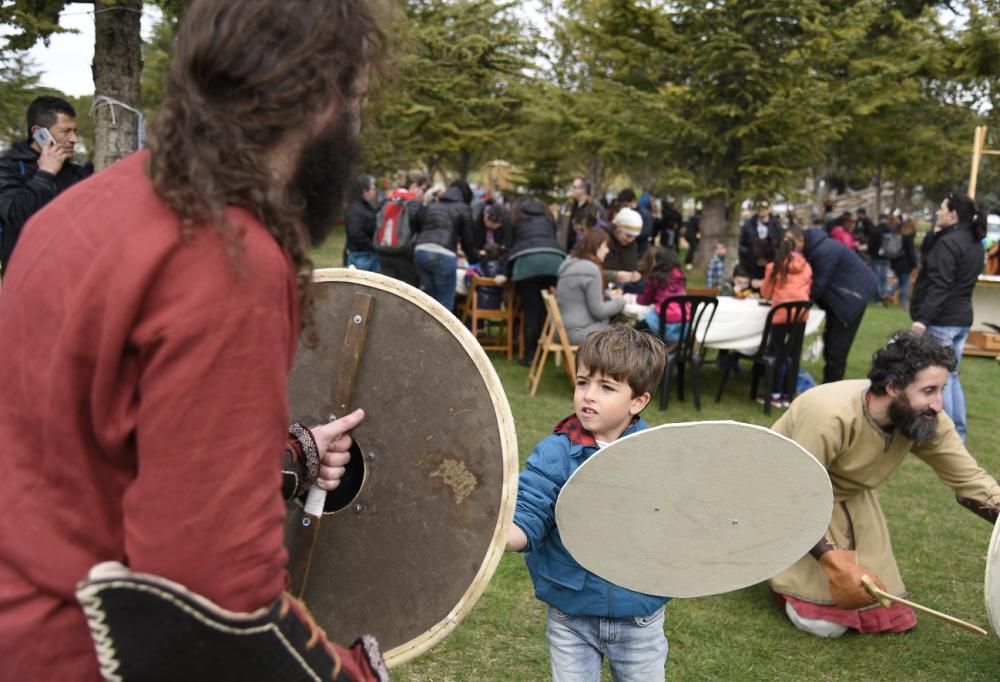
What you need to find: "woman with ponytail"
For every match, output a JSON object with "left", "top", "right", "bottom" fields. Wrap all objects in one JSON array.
[
  {"left": 910, "top": 192, "right": 987, "bottom": 440},
  {"left": 759, "top": 226, "right": 813, "bottom": 405},
  {"left": 761, "top": 226, "right": 812, "bottom": 322}
]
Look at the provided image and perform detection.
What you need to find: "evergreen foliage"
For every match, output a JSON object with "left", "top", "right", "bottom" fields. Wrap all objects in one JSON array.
[{"left": 359, "top": 0, "right": 539, "bottom": 180}]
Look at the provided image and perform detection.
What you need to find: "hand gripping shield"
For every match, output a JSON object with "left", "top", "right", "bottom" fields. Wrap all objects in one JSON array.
[{"left": 285, "top": 269, "right": 518, "bottom": 667}]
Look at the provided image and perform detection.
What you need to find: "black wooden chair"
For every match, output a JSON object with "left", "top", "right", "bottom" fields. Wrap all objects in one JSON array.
[
  {"left": 714, "top": 300, "right": 812, "bottom": 415},
  {"left": 657, "top": 295, "right": 719, "bottom": 411}
]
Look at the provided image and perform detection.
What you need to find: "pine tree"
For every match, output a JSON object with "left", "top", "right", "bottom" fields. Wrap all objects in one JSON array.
[{"left": 360, "top": 0, "right": 539, "bottom": 181}]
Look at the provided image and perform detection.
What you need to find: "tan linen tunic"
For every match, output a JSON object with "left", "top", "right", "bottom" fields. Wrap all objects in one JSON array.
[{"left": 768, "top": 380, "right": 1000, "bottom": 604}]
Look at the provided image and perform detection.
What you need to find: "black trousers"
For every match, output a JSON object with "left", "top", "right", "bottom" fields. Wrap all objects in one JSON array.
[
  {"left": 379, "top": 253, "right": 420, "bottom": 288},
  {"left": 684, "top": 237, "right": 700, "bottom": 265},
  {"left": 821, "top": 306, "right": 865, "bottom": 383},
  {"left": 516, "top": 276, "right": 558, "bottom": 364}
]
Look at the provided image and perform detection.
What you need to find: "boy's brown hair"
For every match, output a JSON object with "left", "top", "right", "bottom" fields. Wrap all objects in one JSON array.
[{"left": 575, "top": 326, "right": 667, "bottom": 397}]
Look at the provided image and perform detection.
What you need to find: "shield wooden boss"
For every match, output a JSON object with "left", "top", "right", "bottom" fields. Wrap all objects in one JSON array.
[
  {"left": 985, "top": 514, "right": 1000, "bottom": 637},
  {"left": 555, "top": 421, "right": 832, "bottom": 598},
  {"left": 284, "top": 269, "right": 517, "bottom": 667}
]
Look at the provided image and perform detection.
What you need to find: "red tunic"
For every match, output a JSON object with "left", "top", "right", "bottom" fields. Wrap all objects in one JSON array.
[{"left": 0, "top": 151, "right": 301, "bottom": 679}]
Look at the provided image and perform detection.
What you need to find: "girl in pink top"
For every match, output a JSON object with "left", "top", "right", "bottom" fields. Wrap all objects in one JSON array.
[{"left": 637, "top": 247, "right": 687, "bottom": 341}]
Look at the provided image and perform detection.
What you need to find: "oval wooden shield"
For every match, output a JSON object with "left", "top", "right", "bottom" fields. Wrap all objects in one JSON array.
[
  {"left": 984, "top": 515, "right": 1000, "bottom": 637},
  {"left": 555, "top": 421, "right": 832, "bottom": 598},
  {"left": 284, "top": 269, "right": 518, "bottom": 667}
]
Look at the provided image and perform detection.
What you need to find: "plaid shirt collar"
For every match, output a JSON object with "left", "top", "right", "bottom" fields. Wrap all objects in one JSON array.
[{"left": 554, "top": 413, "right": 641, "bottom": 447}]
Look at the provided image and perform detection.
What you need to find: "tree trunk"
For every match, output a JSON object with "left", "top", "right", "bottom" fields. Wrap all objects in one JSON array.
[
  {"left": 872, "top": 168, "right": 882, "bottom": 217},
  {"left": 698, "top": 196, "right": 729, "bottom": 271},
  {"left": 586, "top": 158, "right": 605, "bottom": 205},
  {"left": 425, "top": 155, "right": 441, "bottom": 186},
  {"left": 92, "top": 0, "right": 143, "bottom": 170},
  {"left": 457, "top": 148, "right": 471, "bottom": 181},
  {"left": 891, "top": 179, "right": 903, "bottom": 214}
]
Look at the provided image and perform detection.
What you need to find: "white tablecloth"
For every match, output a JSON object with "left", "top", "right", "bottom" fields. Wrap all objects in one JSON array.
[{"left": 624, "top": 296, "right": 825, "bottom": 354}]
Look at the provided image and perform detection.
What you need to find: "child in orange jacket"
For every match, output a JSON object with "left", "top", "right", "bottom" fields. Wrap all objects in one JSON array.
[
  {"left": 761, "top": 228, "right": 812, "bottom": 322},
  {"left": 759, "top": 227, "right": 813, "bottom": 405}
]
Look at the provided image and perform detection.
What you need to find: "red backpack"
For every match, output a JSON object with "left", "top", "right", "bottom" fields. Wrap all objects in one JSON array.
[{"left": 373, "top": 189, "right": 414, "bottom": 256}]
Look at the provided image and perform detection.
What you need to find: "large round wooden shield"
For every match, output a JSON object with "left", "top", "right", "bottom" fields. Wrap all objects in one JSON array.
[
  {"left": 555, "top": 421, "right": 832, "bottom": 598},
  {"left": 984, "top": 515, "right": 1000, "bottom": 637},
  {"left": 284, "top": 269, "right": 517, "bottom": 667}
]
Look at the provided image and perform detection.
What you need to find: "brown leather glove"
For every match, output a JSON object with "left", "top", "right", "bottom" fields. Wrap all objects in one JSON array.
[{"left": 818, "top": 549, "right": 885, "bottom": 610}]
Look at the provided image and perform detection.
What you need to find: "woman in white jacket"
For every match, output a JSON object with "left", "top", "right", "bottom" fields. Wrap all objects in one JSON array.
[{"left": 556, "top": 228, "right": 625, "bottom": 344}]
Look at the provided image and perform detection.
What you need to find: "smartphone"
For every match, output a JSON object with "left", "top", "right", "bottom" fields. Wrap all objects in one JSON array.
[{"left": 32, "top": 127, "right": 53, "bottom": 149}]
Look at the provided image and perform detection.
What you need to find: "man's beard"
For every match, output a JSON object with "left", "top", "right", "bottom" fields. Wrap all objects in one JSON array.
[
  {"left": 291, "top": 112, "right": 360, "bottom": 246},
  {"left": 888, "top": 394, "right": 939, "bottom": 443}
]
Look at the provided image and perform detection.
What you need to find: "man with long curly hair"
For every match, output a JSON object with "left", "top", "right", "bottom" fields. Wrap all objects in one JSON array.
[
  {"left": 766, "top": 332, "right": 1000, "bottom": 639},
  {"left": 0, "top": 1, "right": 393, "bottom": 679}
]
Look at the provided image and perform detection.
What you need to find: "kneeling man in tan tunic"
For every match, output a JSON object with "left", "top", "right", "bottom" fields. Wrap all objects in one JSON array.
[{"left": 768, "top": 332, "right": 1000, "bottom": 637}]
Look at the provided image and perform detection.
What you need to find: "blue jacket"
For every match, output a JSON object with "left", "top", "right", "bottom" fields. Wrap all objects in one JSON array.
[
  {"left": 513, "top": 415, "right": 670, "bottom": 617},
  {"left": 803, "top": 228, "right": 878, "bottom": 325}
]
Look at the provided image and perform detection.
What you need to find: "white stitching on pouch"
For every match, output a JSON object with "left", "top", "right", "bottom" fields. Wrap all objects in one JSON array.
[
  {"left": 78, "top": 580, "right": 322, "bottom": 682},
  {"left": 77, "top": 590, "right": 124, "bottom": 682}
]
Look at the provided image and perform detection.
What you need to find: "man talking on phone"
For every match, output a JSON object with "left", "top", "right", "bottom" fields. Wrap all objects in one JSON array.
[{"left": 0, "top": 95, "right": 87, "bottom": 275}]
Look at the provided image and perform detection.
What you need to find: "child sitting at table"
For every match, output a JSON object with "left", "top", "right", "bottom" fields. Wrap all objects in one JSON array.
[
  {"left": 758, "top": 226, "right": 812, "bottom": 406},
  {"left": 506, "top": 326, "right": 670, "bottom": 681},
  {"left": 718, "top": 263, "right": 756, "bottom": 298},
  {"left": 464, "top": 242, "right": 507, "bottom": 309},
  {"left": 636, "top": 246, "right": 686, "bottom": 342},
  {"left": 760, "top": 227, "right": 811, "bottom": 311}
]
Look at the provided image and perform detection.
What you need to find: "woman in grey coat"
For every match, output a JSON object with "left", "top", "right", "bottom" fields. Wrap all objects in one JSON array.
[{"left": 557, "top": 227, "right": 626, "bottom": 344}]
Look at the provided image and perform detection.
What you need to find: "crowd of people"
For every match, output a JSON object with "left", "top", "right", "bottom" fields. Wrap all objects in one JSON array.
[{"left": 341, "top": 171, "right": 993, "bottom": 421}]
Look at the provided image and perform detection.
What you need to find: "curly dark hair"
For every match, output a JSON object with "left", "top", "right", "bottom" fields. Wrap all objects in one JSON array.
[
  {"left": 147, "top": 0, "right": 392, "bottom": 324},
  {"left": 868, "top": 331, "right": 957, "bottom": 395}
]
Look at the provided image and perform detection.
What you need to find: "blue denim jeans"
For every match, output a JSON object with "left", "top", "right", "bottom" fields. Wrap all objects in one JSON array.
[
  {"left": 925, "top": 325, "right": 969, "bottom": 440},
  {"left": 547, "top": 606, "right": 668, "bottom": 682},
  {"left": 890, "top": 269, "right": 911, "bottom": 307},
  {"left": 871, "top": 258, "right": 889, "bottom": 299},
  {"left": 345, "top": 250, "right": 381, "bottom": 273},
  {"left": 414, "top": 249, "right": 458, "bottom": 312},
  {"left": 642, "top": 309, "right": 681, "bottom": 342}
]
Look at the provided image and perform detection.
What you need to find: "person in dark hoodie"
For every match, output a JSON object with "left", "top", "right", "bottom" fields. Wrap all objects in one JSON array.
[
  {"left": 909, "top": 192, "right": 987, "bottom": 441},
  {"left": 344, "top": 174, "right": 380, "bottom": 272},
  {"left": 413, "top": 178, "right": 477, "bottom": 312},
  {"left": 0, "top": 96, "right": 88, "bottom": 275},
  {"left": 796, "top": 227, "right": 879, "bottom": 383},
  {"left": 506, "top": 197, "right": 566, "bottom": 365},
  {"left": 739, "top": 199, "right": 783, "bottom": 280}
]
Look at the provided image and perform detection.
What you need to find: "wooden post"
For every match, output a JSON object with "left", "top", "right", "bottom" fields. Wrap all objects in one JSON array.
[{"left": 970, "top": 126, "right": 986, "bottom": 199}]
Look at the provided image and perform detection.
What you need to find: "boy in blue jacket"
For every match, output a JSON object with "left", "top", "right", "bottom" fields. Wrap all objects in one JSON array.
[{"left": 507, "top": 326, "right": 669, "bottom": 681}]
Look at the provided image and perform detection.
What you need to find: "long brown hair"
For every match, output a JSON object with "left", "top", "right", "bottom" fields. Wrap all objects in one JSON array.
[
  {"left": 147, "top": 0, "right": 391, "bottom": 323},
  {"left": 571, "top": 228, "right": 610, "bottom": 288},
  {"left": 768, "top": 226, "right": 804, "bottom": 287}
]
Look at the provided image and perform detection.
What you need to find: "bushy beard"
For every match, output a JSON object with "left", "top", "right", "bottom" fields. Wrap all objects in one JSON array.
[
  {"left": 888, "top": 394, "right": 939, "bottom": 443},
  {"left": 291, "top": 112, "right": 361, "bottom": 246}
]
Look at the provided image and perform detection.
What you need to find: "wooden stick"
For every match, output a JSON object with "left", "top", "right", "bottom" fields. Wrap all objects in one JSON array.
[
  {"left": 860, "top": 575, "right": 988, "bottom": 636},
  {"left": 290, "top": 292, "right": 374, "bottom": 599}
]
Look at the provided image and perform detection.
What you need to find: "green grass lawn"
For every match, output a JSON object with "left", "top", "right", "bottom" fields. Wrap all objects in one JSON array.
[{"left": 312, "top": 232, "right": 1000, "bottom": 680}]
